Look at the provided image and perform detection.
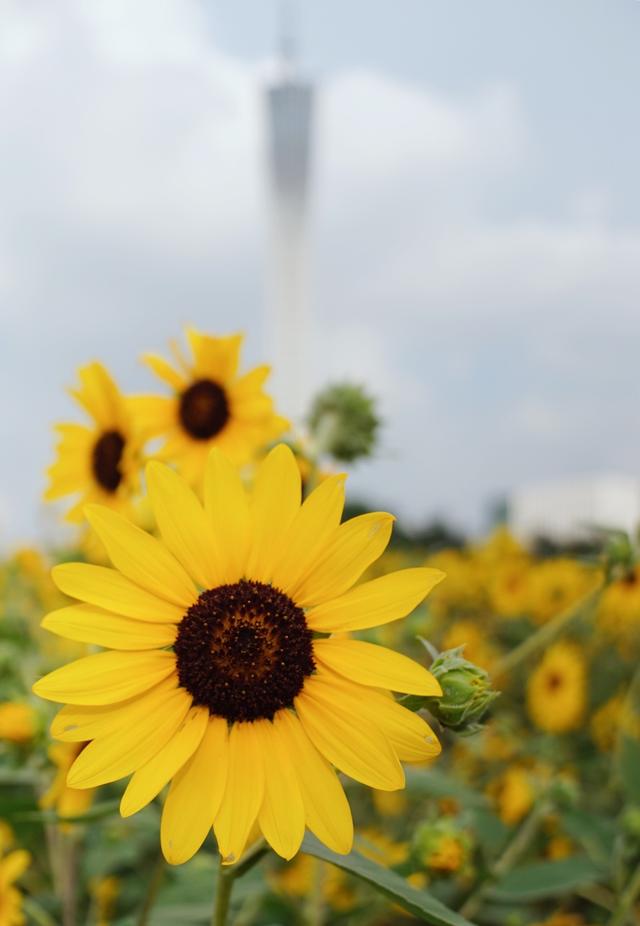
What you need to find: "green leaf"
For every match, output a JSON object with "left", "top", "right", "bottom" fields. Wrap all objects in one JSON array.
[
  {"left": 404, "top": 767, "right": 489, "bottom": 807},
  {"left": 489, "top": 855, "right": 606, "bottom": 902},
  {"left": 560, "top": 809, "right": 616, "bottom": 866},
  {"left": 301, "top": 833, "right": 474, "bottom": 926}
]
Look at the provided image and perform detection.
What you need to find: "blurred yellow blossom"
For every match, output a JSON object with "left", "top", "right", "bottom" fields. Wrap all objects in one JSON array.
[
  {"left": 527, "top": 641, "right": 586, "bottom": 733},
  {"left": 0, "top": 704, "right": 37, "bottom": 745}
]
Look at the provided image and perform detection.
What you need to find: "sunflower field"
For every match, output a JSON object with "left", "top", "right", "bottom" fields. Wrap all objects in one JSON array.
[{"left": 1, "top": 329, "right": 640, "bottom": 926}]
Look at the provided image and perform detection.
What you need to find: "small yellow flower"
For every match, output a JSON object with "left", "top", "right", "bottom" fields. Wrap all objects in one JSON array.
[
  {"left": 372, "top": 788, "right": 407, "bottom": 818},
  {"left": 90, "top": 876, "right": 119, "bottom": 926},
  {"left": 129, "top": 330, "right": 289, "bottom": 485},
  {"left": 527, "top": 641, "right": 586, "bottom": 734},
  {"left": 0, "top": 704, "right": 37, "bottom": 744},
  {"left": 597, "top": 567, "right": 640, "bottom": 652},
  {"left": 0, "top": 843, "right": 30, "bottom": 926},
  {"left": 45, "top": 362, "right": 142, "bottom": 522},
  {"left": 491, "top": 766, "right": 534, "bottom": 826},
  {"left": 527, "top": 560, "right": 597, "bottom": 625}
]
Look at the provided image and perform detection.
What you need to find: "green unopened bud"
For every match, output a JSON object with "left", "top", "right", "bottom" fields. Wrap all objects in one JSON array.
[
  {"left": 423, "top": 646, "right": 499, "bottom": 735},
  {"left": 308, "top": 383, "right": 380, "bottom": 463}
]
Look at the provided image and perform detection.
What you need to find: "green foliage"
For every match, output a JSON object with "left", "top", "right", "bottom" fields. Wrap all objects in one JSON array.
[{"left": 308, "top": 382, "right": 380, "bottom": 463}]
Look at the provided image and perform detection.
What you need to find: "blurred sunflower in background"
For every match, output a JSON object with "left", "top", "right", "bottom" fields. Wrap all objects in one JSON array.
[
  {"left": 129, "top": 330, "right": 289, "bottom": 484},
  {"left": 44, "top": 362, "right": 142, "bottom": 522},
  {"left": 527, "top": 640, "right": 586, "bottom": 733},
  {"left": 34, "top": 444, "right": 444, "bottom": 866}
]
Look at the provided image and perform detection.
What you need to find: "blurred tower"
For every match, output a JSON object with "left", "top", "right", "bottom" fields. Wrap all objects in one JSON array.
[{"left": 265, "top": 2, "right": 315, "bottom": 422}]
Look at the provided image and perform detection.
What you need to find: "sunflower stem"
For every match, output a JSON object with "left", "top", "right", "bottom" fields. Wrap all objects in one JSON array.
[
  {"left": 137, "top": 850, "right": 165, "bottom": 926},
  {"left": 493, "top": 581, "right": 603, "bottom": 679},
  {"left": 213, "top": 864, "right": 235, "bottom": 926},
  {"left": 459, "top": 798, "right": 550, "bottom": 920},
  {"left": 212, "top": 842, "right": 269, "bottom": 926}
]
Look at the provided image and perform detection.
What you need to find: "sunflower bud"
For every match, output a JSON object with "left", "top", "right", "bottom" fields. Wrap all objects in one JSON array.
[
  {"left": 308, "top": 383, "right": 380, "bottom": 463},
  {"left": 423, "top": 647, "right": 499, "bottom": 735},
  {"left": 413, "top": 819, "right": 472, "bottom": 873}
]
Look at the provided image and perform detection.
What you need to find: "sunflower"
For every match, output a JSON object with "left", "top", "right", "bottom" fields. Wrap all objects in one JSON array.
[
  {"left": 527, "top": 641, "right": 586, "bottom": 734},
  {"left": 45, "top": 362, "right": 142, "bottom": 522},
  {"left": 129, "top": 330, "right": 289, "bottom": 485},
  {"left": 34, "top": 445, "right": 444, "bottom": 865},
  {"left": 0, "top": 839, "right": 30, "bottom": 926}
]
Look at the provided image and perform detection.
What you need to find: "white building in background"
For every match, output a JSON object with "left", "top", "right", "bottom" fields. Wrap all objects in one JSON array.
[
  {"left": 264, "top": 8, "right": 315, "bottom": 423},
  {"left": 509, "top": 474, "right": 640, "bottom": 543}
]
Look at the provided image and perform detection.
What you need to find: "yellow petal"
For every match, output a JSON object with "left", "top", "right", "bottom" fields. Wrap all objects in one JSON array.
[
  {"left": 321, "top": 670, "right": 441, "bottom": 761},
  {"left": 306, "top": 567, "right": 446, "bottom": 633},
  {"left": 142, "top": 353, "right": 186, "bottom": 391},
  {"left": 274, "top": 710, "right": 353, "bottom": 854},
  {"left": 256, "top": 718, "right": 305, "bottom": 860},
  {"left": 127, "top": 395, "right": 176, "bottom": 437},
  {"left": 214, "top": 722, "right": 265, "bottom": 864},
  {"left": 121, "top": 706, "right": 209, "bottom": 817},
  {"left": 270, "top": 475, "right": 346, "bottom": 595},
  {"left": 52, "top": 564, "right": 184, "bottom": 624},
  {"left": 293, "top": 513, "right": 394, "bottom": 607},
  {"left": 67, "top": 686, "right": 191, "bottom": 788},
  {"left": 295, "top": 676, "right": 404, "bottom": 791},
  {"left": 186, "top": 329, "right": 244, "bottom": 381},
  {"left": 246, "top": 445, "right": 301, "bottom": 582},
  {"left": 51, "top": 677, "right": 179, "bottom": 741},
  {"left": 0, "top": 849, "right": 30, "bottom": 885},
  {"left": 41, "top": 604, "right": 177, "bottom": 651},
  {"left": 85, "top": 505, "right": 197, "bottom": 607},
  {"left": 231, "top": 365, "right": 270, "bottom": 398},
  {"left": 313, "top": 639, "right": 442, "bottom": 696},
  {"left": 146, "top": 461, "right": 223, "bottom": 588},
  {"left": 33, "top": 651, "right": 177, "bottom": 705},
  {"left": 70, "top": 362, "right": 122, "bottom": 428},
  {"left": 203, "top": 449, "right": 250, "bottom": 583},
  {"left": 161, "top": 717, "right": 228, "bottom": 865}
]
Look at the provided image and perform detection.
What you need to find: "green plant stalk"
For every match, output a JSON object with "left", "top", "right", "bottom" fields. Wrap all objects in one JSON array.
[
  {"left": 459, "top": 799, "right": 551, "bottom": 920},
  {"left": 137, "top": 850, "right": 166, "bottom": 926},
  {"left": 494, "top": 582, "right": 603, "bottom": 678},
  {"left": 608, "top": 860, "right": 640, "bottom": 926},
  {"left": 212, "top": 841, "right": 269, "bottom": 926}
]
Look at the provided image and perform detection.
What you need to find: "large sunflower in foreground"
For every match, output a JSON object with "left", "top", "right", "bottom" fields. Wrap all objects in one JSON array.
[
  {"left": 34, "top": 445, "right": 444, "bottom": 865},
  {"left": 129, "top": 330, "right": 288, "bottom": 484},
  {"left": 45, "top": 362, "right": 142, "bottom": 522}
]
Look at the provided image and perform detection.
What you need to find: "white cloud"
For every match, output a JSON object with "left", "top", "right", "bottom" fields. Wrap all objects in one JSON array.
[{"left": 1, "top": 0, "right": 639, "bottom": 539}]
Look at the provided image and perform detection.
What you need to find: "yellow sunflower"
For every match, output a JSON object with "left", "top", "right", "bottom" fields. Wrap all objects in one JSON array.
[
  {"left": 34, "top": 445, "right": 444, "bottom": 865},
  {"left": 45, "top": 362, "right": 141, "bottom": 522},
  {"left": 527, "top": 641, "right": 586, "bottom": 734},
  {"left": 129, "top": 330, "right": 289, "bottom": 484},
  {"left": 0, "top": 841, "right": 30, "bottom": 926}
]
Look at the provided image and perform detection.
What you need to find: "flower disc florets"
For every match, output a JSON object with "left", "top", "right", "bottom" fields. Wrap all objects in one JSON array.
[{"left": 174, "top": 579, "right": 315, "bottom": 722}]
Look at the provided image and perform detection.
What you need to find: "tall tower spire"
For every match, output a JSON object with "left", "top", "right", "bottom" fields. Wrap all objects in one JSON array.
[{"left": 265, "top": 1, "right": 314, "bottom": 423}]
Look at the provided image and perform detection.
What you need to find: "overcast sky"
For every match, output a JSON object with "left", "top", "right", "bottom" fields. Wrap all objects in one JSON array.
[{"left": 1, "top": 0, "right": 640, "bottom": 544}]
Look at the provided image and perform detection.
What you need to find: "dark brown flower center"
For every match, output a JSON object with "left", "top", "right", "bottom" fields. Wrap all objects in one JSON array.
[
  {"left": 174, "top": 580, "right": 315, "bottom": 722},
  {"left": 178, "top": 379, "right": 229, "bottom": 440},
  {"left": 92, "top": 430, "right": 125, "bottom": 493},
  {"left": 546, "top": 671, "right": 563, "bottom": 692}
]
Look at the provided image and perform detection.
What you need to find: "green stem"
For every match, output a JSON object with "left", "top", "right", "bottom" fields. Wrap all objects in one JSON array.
[
  {"left": 213, "top": 864, "right": 235, "bottom": 926},
  {"left": 137, "top": 851, "right": 166, "bottom": 926},
  {"left": 608, "top": 860, "right": 640, "bottom": 926},
  {"left": 211, "top": 841, "right": 269, "bottom": 926},
  {"left": 459, "top": 799, "right": 550, "bottom": 920},
  {"left": 494, "top": 582, "right": 603, "bottom": 678}
]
